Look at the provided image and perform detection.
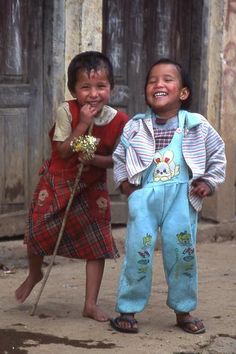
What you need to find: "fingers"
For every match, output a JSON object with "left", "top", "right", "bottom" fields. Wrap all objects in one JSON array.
[
  {"left": 79, "top": 104, "right": 98, "bottom": 127},
  {"left": 82, "top": 103, "right": 98, "bottom": 115},
  {"left": 191, "top": 181, "right": 210, "bottom": 198}
]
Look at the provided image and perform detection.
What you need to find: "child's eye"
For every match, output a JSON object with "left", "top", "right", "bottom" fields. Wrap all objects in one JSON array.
[
  {"left": 164, "top": 77, "right": 174, "bottom": 82},
  {"left": 98, "top": 83, "right": 108, "bottom": 88}
]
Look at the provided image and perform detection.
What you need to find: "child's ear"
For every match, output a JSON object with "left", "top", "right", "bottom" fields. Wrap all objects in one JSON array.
[{"left": 180, "top": 87, "right": 190, "bottom": 101}]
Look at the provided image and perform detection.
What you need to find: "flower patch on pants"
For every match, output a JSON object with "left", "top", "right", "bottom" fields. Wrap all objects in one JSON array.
[
  {"left": 175, "top": 231, "right": 195, "bottom": 279},
  {"left": 136, "top": 233, "right": 152, "bottom": 282}
]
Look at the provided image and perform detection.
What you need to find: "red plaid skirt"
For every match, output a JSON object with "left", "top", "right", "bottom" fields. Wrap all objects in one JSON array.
[{"left": 25, "top": 162, "right": 119, "bottom": 260}]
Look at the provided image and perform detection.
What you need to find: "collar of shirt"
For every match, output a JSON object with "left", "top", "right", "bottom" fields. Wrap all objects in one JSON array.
[{"left": 94, "top": 105, "right": 117, "bottom": 126}]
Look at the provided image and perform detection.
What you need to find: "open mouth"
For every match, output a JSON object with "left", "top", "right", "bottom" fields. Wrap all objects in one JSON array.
[{"left": 154, "top": 92, "right": 167, "bottom": 97}]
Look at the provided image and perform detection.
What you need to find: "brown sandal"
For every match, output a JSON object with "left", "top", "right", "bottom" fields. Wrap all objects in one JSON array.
[
  {"left": 110, "top": 315, "right": 138, "bottom": 333},
  {"left": 177, "top": 316, "right": 206, "bottom": 334}
]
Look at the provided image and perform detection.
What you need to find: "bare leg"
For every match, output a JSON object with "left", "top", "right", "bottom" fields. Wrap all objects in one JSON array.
[
  {"left": 82, "top": 259, "right": 109, "bottom": 322},
  {"left": 15, "top": 247, "right": 44, "bottom": 303}
]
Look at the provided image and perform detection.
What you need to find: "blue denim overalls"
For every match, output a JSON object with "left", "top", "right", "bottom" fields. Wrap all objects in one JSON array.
[{"left": 116, "top": 114, "right": 198, "bottom": 314}]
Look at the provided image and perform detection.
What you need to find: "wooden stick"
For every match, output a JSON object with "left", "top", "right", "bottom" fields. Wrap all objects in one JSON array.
[{"left": 31, "top": 123, "right": 94, "bottom": 316}]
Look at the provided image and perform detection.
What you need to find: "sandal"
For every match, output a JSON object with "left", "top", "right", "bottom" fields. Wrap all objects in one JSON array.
[
  {"left": 110, "top": 314, "right": 138, "bottom": 333},
  {"left": 177, "top": 316, "right": 206, "bottom": 334}
]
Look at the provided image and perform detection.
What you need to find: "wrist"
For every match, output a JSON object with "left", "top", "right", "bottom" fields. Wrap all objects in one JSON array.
[
  {"left": 77, "top": 121, "right": 90, "bottom": 133},
  {"left": 120, "top": 180, "right": 130, "bottom": 194}
]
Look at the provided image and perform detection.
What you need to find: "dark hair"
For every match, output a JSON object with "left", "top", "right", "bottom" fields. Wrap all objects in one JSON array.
[
  {"left": 67, "top": 51, "right": 114, "bottom": 93},
  {"left": 144, "top": 58, "right": 192, "bottom": 109}
]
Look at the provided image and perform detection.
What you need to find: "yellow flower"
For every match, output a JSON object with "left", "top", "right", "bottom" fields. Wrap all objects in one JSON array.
[{"left": 70, "top": 135, "right": 99, "bottom": 160}]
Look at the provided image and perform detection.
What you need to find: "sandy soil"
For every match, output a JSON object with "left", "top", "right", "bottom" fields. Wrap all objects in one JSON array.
[{"left": 0, "top": 237, "right": 236, "bottom": 354}]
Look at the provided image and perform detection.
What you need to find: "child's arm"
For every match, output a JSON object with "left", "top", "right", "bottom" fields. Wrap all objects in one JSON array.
[
  {"left": 113, "top": 142, "right": 137, "bottom": 197},
  {"left": 113, "top": 136, "right": 129, "bottom": 186},
  {"left": 120, "top": 180, "right": 138, "bottom": 197},
  {"left": 203, "top": 126, "right": 226, "bottom": 191},
  {"left": 192, "top": 121, "right": 226, "bottom": 196},
  {"left": 78, "top": 153, "right": 113, "bottom": 169},
  {"left": 56, "top": 104, "right": 98, "bottom": 159},
  {"left": 77, "top": 122, "right": 129, "bottom": 169},
  {"left": 112, "top": 120, "right": 140, "bottom": 196}
]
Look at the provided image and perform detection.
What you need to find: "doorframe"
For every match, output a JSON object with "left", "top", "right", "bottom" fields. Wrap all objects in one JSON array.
[{"left": 42, "top": 0, "right": 65, "bottom": 161}]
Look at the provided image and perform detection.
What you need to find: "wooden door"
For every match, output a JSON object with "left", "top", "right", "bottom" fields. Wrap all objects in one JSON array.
[
  {"left": 103, "top": 0, "right": 203, "bottom": 223},
  {"left": 0, "top": 0, "right": 43, "bottom": 237}
]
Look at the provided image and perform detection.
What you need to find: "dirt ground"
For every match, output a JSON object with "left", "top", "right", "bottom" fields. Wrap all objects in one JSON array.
[{"left": 0, "top": 230, "right": 236, "bottom": 354}]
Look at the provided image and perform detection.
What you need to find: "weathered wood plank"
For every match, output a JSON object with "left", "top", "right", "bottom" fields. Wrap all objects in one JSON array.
[
  {"left": 3, "top": 108, "right": 28, "bottom": 204},
  {"left": 0, "top": 211, "right": 27, "bottom": 237},
  {"left": 0, "top": 0, "right": 43, "bottom": 238},
  {"left": 0, "top": 85, "right": 31, "bottom": 107}
]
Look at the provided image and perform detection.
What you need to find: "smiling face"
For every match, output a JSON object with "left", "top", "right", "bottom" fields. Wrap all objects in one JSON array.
[
  {"left": 145, "top": 63, "right": 190, "bottom": 119},
  {"left": 72, "top": 68, "right": 111, "bottom": 115}
]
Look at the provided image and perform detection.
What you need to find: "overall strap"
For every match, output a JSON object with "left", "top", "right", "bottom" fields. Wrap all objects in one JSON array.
[{"left": 178, "top": 110, "right": 186, "bottom": 130}]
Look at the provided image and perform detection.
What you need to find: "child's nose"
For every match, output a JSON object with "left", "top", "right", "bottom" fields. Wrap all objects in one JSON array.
[
  {"left": 155, "top": 80, "right": 164, "bottom": 88},
  {"left": 89, "top": 87, "right": 98, "bottom": 97}
]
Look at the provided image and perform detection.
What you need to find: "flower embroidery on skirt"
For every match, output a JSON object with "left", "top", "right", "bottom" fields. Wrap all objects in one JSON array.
[
  {"left": 38, "top": 189, "right": 49, "bottom": 206},
  {"left": 96, "top": 196, "right": 108, "bottom": 215}
]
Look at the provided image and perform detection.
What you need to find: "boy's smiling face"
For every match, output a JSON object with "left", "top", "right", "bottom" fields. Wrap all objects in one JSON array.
[
  {"left": 72, "top": 68, "right": 111, "bottom": 116},
  {"left": 146, "top": 63, "right": 189, "bottom": 119}
]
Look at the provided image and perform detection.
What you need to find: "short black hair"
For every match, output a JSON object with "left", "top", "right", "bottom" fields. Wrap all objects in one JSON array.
[
  {"left": 67, "top": 51, "right": 114, "bottom": 93},
  {"left": 144, "top": 58, "right": 192, "bottom": 109}
]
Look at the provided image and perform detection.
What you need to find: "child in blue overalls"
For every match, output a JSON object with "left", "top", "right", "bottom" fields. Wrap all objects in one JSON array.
[{"left": 110, "top": 58, "right": 226, "bottom": 334}]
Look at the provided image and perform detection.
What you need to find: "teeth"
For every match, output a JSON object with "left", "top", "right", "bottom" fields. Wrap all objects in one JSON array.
[{"left": 154, "top": 92, "right": 167, "bottom": 97}]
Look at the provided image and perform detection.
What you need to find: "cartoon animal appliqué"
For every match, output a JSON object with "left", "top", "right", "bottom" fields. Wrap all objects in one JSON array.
[{"left": 153, "top": 150, "right": 180, "bottom": 181}]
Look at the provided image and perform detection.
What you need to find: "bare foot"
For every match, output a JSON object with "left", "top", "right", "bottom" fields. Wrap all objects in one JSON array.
[
  {"left": 82, "top": 305, "right": 109, "bottom": 322},
  {"left": 15, "top": 272, "right": 43, "bottom": 303}
]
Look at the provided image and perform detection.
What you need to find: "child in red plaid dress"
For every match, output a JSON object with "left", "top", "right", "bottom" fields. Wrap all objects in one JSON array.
[{"left": 15, "top": 51, "right": 128, "bottom": 321}]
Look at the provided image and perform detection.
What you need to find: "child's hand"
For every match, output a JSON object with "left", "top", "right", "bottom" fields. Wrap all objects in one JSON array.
[
  {"left": 78, "top": 153, "right": 94, "bottom": 165},
  {"left": 120, "top": 180, "right": 138, "bottom": 197},
  {"left": 79, "top": 103, "right": 98, "bottom": 128},
  {"left": 191, "top": 180, "right": 211, "bottom": 198}
]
